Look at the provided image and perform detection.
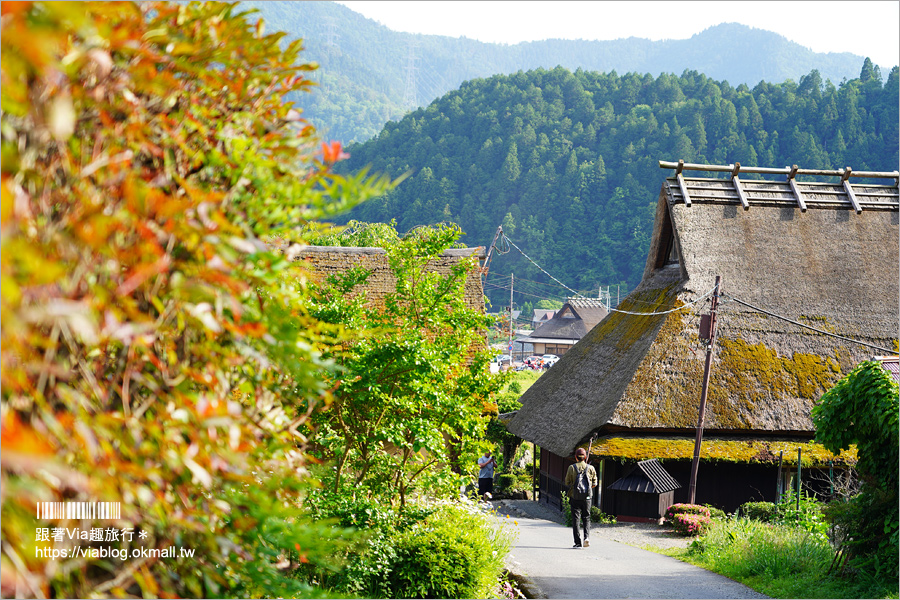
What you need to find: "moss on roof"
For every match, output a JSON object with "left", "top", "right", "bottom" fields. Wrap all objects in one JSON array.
[{"left": 578, "top": 437, "right": 857, "bottom": 467}]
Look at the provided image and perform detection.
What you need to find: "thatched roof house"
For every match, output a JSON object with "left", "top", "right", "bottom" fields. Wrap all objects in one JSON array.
[
  {"left": 519, "top": 298, "right": 608, "bottom": 356},
  {"left": 508, "top": 161, "right": 899, "bottom": 512}
]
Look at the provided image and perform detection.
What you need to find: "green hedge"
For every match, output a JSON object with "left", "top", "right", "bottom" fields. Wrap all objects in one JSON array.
[
  {"left": 304, "top": 496, "right": 514, "bottom": 598},
  {"left": 387, "top": 503, "right": 514, "bottom": 598},
  {"left": 739, "top": 501, "right": 778, "bottom": 522}
]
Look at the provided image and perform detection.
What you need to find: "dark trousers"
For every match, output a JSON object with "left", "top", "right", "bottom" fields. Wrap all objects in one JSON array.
[
  {"left": 570, "top": 496, "right": 591, "bottom": 546},
  {"left": 478, "top": 477, "right": 494, "bottom": 497}
]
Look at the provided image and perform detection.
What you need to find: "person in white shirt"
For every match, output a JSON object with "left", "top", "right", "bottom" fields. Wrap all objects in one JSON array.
[{"left": 477, "top": 451, "right": 496, "bottom": 498}]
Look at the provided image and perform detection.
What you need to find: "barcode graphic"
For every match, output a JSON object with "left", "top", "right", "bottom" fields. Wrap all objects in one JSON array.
[{"left": 37, "top": 502, "right": 121, "bottom": 520}]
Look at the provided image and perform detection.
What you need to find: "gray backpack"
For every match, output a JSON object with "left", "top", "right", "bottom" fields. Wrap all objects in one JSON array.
[{"left": 571, "top": 464, "right": 591, "bottom": 500}]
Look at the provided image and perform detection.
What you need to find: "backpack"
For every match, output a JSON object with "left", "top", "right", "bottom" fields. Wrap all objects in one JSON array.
[{"left": 571, "top": 464, "right": 592, "bottom": 500}]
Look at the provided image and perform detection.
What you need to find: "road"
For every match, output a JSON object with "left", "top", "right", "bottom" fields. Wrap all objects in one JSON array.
[{"left": 503, "top": 513, "right": 769, "bottom": 599}]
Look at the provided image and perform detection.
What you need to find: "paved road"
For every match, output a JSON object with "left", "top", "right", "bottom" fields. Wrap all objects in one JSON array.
[{"left": 503, "top": 515, "right": 769, "bottom": 599}]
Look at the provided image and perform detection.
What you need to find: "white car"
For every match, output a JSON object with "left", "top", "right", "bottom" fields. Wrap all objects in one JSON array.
[{"left": 542, "top": 354, "right": 559, "bottom": 368}]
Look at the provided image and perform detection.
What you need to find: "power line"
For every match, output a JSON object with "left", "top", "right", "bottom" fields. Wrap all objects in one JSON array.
[
  {"left": 604, "top": 285, "right": 718, "bottom": 316},
  {"left": 722, "top": 294, "right": 896, "bottom": 354},
  {"left": 500, "top": 233, "right": 584, "bottom": 298}
]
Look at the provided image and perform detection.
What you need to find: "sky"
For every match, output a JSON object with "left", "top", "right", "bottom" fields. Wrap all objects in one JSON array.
[{"left": 335, "top": 1, "right": 900, "bottom": 69}]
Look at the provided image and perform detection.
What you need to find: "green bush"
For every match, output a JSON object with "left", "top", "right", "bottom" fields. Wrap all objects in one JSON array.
[
  {"left": 386, "top": 502, "right": 515, "bottom": 599},
  {"left": 591, "top": 506, "right": 617, "bottom": 524},
  {"left": 776, "top": 491, "right": 829, "bottom": 539},
  {"left": 703, "top": 504, "right": 727, "bottom": 519},
  {"left": 496, "top": 467, "right": 533, "bottom": 493},
  {"left": 497, "top": 473, "right": 517, "bottom": 491},
  {"left": 302, "top": 497, "right": 513, "bottom": 598},
  {"left": 739, "top": 501, "right": 778, "bottom": 522}
]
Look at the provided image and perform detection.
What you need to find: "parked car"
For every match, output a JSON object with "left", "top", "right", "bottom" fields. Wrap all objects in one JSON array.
[
  {"left": 524, "top": 355, "right": 543, "bottom": 367},
  {"left": 542, "top": 354, "right": 560, "bottom": 369},
  {"left": 496, "top": 354, "right": 512, "bottom": 364}
]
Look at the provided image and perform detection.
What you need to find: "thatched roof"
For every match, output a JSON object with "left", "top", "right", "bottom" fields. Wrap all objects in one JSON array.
[
  {"left": 525, "top": 298, "right": 608, "bottom": 342},
  {"left": 507, "top": 163, "right": 899, "bottom": 459}
]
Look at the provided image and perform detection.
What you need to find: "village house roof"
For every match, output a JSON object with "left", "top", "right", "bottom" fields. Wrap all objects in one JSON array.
[
  {"left": 521, "top": 298, "right": 608, "bottom": 344},
  {"left": 507, "top": 162, "right": 899, "bottom": 462},
  {"left": 532, "top": 309, "right": 557, "bottom": 325}
]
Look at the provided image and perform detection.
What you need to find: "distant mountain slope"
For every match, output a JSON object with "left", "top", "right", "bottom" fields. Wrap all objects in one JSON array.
[
  {"left": 240, "top": 1, "right": 890, "bottom": 143},
  {"left": 335, "top": 65, "right": 898, "bottom": 306}
]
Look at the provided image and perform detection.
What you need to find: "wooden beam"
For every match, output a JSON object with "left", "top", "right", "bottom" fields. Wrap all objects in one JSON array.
[
  {"left": 842, "top": 180, "right": 863, "bottom": 214},
  {"left": 677, "top": 173, "right": 692, "bottom": 207},
  {"left": 785, "top": 165, "right": 806, "bottom": 212},
  {"left": 658, "top": 160, "right": 900, "bottom": 181},
  {"left": 675, "top": 159, "right": 685, "bottom": 175},
  {"left": 732, "top": 175, "right": 750, "bottom": 210},
  {"left": 789, "top": 178, "right": 807, "bottom": 212},
  {"left": 841, "top": 167, "right": 852, "bottom": 182}
]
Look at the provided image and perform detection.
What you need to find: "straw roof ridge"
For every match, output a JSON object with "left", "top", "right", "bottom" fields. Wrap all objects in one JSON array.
[{"left": 507, "top": 173, "right": 899, "bottom": 458}]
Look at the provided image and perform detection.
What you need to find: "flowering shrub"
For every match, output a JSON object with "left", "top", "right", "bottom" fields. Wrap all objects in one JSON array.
[
  {"left": 672, "top": 513, "right": 713, "bottom": 536},
  {"left": 664, "top": 503, "right": 711, "bottom": 523}
]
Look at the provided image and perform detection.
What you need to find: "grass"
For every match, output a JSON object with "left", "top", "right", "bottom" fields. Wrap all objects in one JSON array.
[
  {"left": 508, "top": 368, "right": 542, "bottom": 391},
  {"left": 655, "top": 518, "right": 898, "bottom": 599}
]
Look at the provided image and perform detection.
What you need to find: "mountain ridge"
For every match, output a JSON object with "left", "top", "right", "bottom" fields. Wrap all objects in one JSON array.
[{"left": 241, "top": 1, "right": 891, "bottom": 142}]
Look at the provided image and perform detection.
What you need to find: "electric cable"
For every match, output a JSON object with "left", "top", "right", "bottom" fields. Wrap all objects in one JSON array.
[
  {"left": 603, "top": 285, "right": 718, "bottom": 316},
  {"left": 722, "top": 294, "right": 896, "bottom": 355},
  {"left": 501, "top": 233, "right": 584, "bottom": 298}
]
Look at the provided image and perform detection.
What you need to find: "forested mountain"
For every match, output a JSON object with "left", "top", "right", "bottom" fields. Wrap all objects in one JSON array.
[
  {"left": 241, "top": 1, "right": 891, "bottom": 144},
  {"left": 336, "top": 63, "right": 899, "bottom": 307}
]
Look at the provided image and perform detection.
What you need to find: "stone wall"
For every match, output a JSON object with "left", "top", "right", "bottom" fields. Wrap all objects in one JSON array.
[{"left": 291, "top": 246, "right": 486, "bottom": 312}]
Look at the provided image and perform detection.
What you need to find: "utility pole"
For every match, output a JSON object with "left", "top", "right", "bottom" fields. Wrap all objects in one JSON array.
[
  {"left": 688, "top": 275, "right": 721, "bottom": 504},
  {"left": 508, "top": 273, "right": 514, "bottom": 361},
  {"left": 481, "top": 225, "right": 503, "bottom": 285}
]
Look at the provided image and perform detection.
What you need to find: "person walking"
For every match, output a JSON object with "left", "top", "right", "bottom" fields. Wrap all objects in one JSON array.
[
  {"left": 564, "top": 447, "right": 598, "bottom": 548},
  {"left": 477, "top": 450, "right": 496, "bottom": 498}
]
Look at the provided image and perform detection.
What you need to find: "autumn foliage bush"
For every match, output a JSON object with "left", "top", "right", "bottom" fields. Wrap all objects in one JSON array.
[{"left": 1, "top": 2, "right": 389, "bottom": 597}]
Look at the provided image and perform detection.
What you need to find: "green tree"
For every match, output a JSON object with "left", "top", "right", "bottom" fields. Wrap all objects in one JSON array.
[
  {"left": 0, "top": 2, "right": 389, "bottom": 597},
  {"left": 812, "top": 360, "right": 899, "bottom": 585},
  {"left": 306, "top": 223, "right": 503, "bottom": 508}
]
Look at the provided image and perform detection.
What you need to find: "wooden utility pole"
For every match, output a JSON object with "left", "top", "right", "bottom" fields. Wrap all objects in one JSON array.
[
  {"left": 508, "top": 273, "right": 514, "bottom": 361},
  {"left": 481, "top": 225, "right": 503, "bottom": 283},
  {"left": 688, "top": 276, "right": 721, "bottom": 504}
]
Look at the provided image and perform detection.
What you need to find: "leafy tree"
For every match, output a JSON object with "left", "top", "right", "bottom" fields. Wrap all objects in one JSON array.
[
  {"left": 1, "top": 2, "right": 388, "bottom": 597},
  {"left": 812, "top": 361, "right": 899, "bottom": 585},
  {"left": 305, "top": 223, "right": 504, "bottom": 508},
  {"left": 535, "top": 299, "right": 564, "bottom": 311}
]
